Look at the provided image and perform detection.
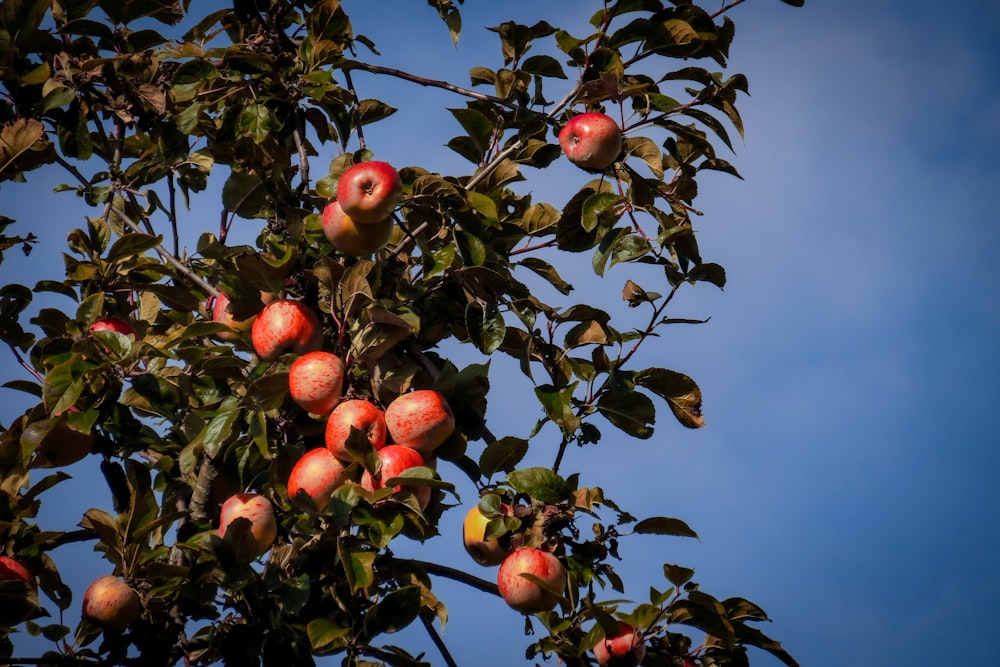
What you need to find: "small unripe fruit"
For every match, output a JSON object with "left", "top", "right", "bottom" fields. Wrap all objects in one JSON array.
[
  {"left": 361, "top": 444, "right": 431, "bottom": 509},
  {"left": 322, "top": 201, "right": 393, "bottom": 256},
  {"left": 287, "top": 447, "right": 346, "bottom": 511},
  {"left": 593, "top": 621, "right": 647, "bottom": 667},
  {"left": 336, "top": 161, "right": 404, "bottom": 224},
  {"left": 497, "top": 547, "right": 565, "bottom": 614},
  {"left": 218, "top": 493, "right": 278, "bottom": 560},
  {"left": 288, "top": 351, "right": 345, "bottom": 415},
  {"left": 325, "top": 399, "right": 388, "bottom": 461},
  {"left": 462, "top": 501, "right": 511, "bottom": 566},
  {"left": 82, "top": 575, "right": 141, "bottom": 632},
  {"left": 384, "top": 389, "right": 455, "bottom": 454},
  {"left": 251, "top": 299, "right": 323, "bottom": 361},
  {"left": 558, "top": 112, "right": 623, "bottom": 170}
]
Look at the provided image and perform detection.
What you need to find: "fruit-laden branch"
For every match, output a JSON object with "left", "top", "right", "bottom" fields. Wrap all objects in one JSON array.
[{"left": 394, "top": 557, "right": 500, "bottom": 596}]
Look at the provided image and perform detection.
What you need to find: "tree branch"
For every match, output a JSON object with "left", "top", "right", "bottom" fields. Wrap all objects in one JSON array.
[
  {"left": 393, "top": 557, "right": 500, "bottom": 597},
  {"left": 421, "top": 612, "right": 459, "bottom": 667},
  {"left": 343, "top": 61, "right": 518, "bottom": 112}
]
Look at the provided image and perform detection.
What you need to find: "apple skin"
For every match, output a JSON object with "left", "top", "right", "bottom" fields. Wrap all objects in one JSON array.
[
  {"left": 82, "top": 575, "right": 141, "bottom": 632},
  {"left": 360, "top": 444, "right": 431, "bottom": 509},
  {"left": 0, "top": 556, "right": 33, "bottom": 587},
  {"left": 0, "top": 556, "right": 37, "bottom": 626},
  {"left": 322, "top": 200, "right": 394, "bottom": 256},
  {"left": 336, "top": 161, "right": 404, "bottom": 224},
  {"left": 462, "top": 501, "right": 511, "bottom": 567},
  {"left": 89, "top": 316, "right": 136, "bottom": 337},
  {"left": 287, "top": 447, "right": 347, "bottom": 511},
  {"left": 211, "top": 292, "right": 257, "bottom": 342},
  {"left": 288, "top": 351, "right": 345, "bottom": 415},
  {"left": 497, "top": 547, "right": 565, "bottom": 614},
  {"left": 251, "top": 299, "right": 323, "bottom": 361},
  {"left": 384, "top": 389, "right": 455, "bottom": 454},
  {"left": 325, "top": 399, "right": 388, "bottom": 461},
  {"left": 218, "top": 493, "right": 278, "bottom": 560},
  {"left": 558, "top": 112, "right": 623, "bottom": 171},
  {"left": 593, "top": 621, "right": 646, "bottom": 667}
]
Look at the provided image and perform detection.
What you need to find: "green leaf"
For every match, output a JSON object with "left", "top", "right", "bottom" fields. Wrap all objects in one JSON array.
[
  {"left": 663, "top": 563, "right": 696, "bottom": 588},
  {"left": 521, "top": 54, "right": 567, "bottom": 79},
  {"left": 596, "top": 389, "right": 655, "bottom": 439},
  {"left": 581, "top": 192, "right": 622, "bottom": 233},
  {"left": 517, "top": 257, "right": 573, "bottom": 295},
  {"left": 479, "top": 436, "right": 529, "bottom": 478},
  {"left": 518, "top": 202, "right": 560, "bottom": 236},
  {"left": 686, "top": 262, "right": 726, "bottom": 289},
  {"left": 634, "top": 516, "right": 699, "bottom": 539},
  {"left": 106, "top": 233, "right": 162, "bottom": 263},
  {"left": 371, "top": 586, "right": 422, "bottom": 634},
  {"left": 238, "top": 104, "right": 276, "bottom": 143},
  {"left": 466, "top": 301, "right": 505, "bottom": 355},
  {"left": 734, "top": 620, "right": 801, "bottom": 667},
  {"left": 222, "top": 171, "right": 267, "bottom": 219},
  {"left": 306, "top": 618, "right": 348, "bottom": 652},
  {"left": 507, "top": 467, "right": 570, "bottom": 503},
  {"left": 357, "top": 98, "right": 397, "bottom": 126},
  {"left": 534, "top": 382, "right": 580, "bottom": 435}
]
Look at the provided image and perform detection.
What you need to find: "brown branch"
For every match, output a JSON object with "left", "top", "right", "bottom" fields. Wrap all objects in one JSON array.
[
  {"left": 343, "top": 61, "right": 518, "bottom": 112},
  {"left": 342, "top": 68, "right": 366, "bottom": 151},
  {"left": 188, "top": 454, "right": 221, "bottom": 523},
  {"left": 421, "top": 612, "right": 459, "bottom": 667},
  {"left": 710, "top": 0, "right": 748, "bottom": 19},
  {"left": 7, "top": 344, "right": 43, "bottom": 383},
  {"left": 36, "top": 528, "right": 98, "bottom": 552},
  {"left": 393, "top": 557, "right": 500, "bottom": 597}
]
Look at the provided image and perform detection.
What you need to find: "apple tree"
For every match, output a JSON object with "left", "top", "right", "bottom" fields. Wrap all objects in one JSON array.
[{"left": 0, "top": 1, "right": 804, "bottom": 666}]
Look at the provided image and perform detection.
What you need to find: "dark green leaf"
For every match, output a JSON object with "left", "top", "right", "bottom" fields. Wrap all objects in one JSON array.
[
  {"left": 596, "top": 389, "right": 654, "bottom": 438},
  {"left": 635, "top": 516, "right": 699, "bottom": 539},
  {"left": 466, "top": 301, "right": 505, "bottom": 355},
  {"left": 507, "top": 467, "right": 570, "bottom": 503},
  {"left": 479, "top": 436, "right": 529, "bottom": 478},
  {"left": 635, "top": 368, "right": 704, "bottom": 429}
]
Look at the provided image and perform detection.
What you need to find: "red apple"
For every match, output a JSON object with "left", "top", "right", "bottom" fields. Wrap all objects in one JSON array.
[
  {"left": 0, "top": 556, "right": 37, "bottom": 626},
  {"left": 360, "top": 444, "right": 431, "bottom": 509},
  {"left": 497, "top": 547, "right": 565, "bottom": 614},
  {"left": 288, "top": 351, "right": 345, "bottom": 415},
  {"left": 384, "top": 389, "right": 455, "bottom": 454},
  {"left": 287, "top": 447, "right": 347, "bottom": 511},
  {"left": 82, "top": 575, "right": 141, "bottom": 632},
  {"left": 325, "top": 399, "right": 388, "bottom": 461},
  {"left": 462, "top": 499, "right": 511, "bottom": 567},
  {"left": 89, "top": 316, "right": 135, "bottom": 337},
  {"left": 322, "top": 200, "right": 394, "bottom": 256},
  {"left": 218, "top": 493, "right": 278, "bottom": 560},
  {"left": 251, "top": 299, "right": 323, "bottom": 361},
  {"left": 336, "top": 161, "right": 404, "bottom": 224},
  {"left": 211, "top": 291, "right": 257, "bottom": 342},
  {"left": 558, "top": 112, "right": 623, "bottom": 171},
  {"left": 593, "top": 621, "right": 647, "bottom": 667}
]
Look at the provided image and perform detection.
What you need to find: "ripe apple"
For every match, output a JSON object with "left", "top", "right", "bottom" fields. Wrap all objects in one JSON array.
[
  {"left": 251, "top": 299, "right": 323, "bottom": 361},
  {"left": 89, "top": 316, "right": 135, "bottom": 337},
  {"left": 218, "top": 493, "right": 278, "bottom": 560},
  {"left": 0, "top": 555, "right": 37, "bottom": 626},
  {"left": 336, "top": 160, "right": 403, "bottom": 224},
  {"left": 322, "top": 200, "right": 394, "bottom": 256},
  {"left": 462, "top": 499, "right": 511, "bottom": 566},
  {"left": 287, "top": 447, "right": 346, "bottom": 511},
  {"left": 558, "top": 112, "right": 623, "bottom": 171},
  {"left": 497, "top": 547, "right": 565, "bottom": 614},
  {"left": 211, "top": 291, "right": 257, "bottom": 342},
  {"left": 25, "top": 416, "right": 93, "bottom": 468},
  {"left": 593, "top": 621, "right": 647, "bottom": 667},
  {"left": 360, "top": 444, "right": 431, "bottom": 510},
  {"left": 384, "top": 389, "right": 455, "bottom": 454},
  {"left": 325, "top": 399, "right": 388, "bottom": 461},
  {"left": 288, "top": 350, "right": 345, "bottom": 415},
  {"left": 82, "top": 575, "right": 141, "bottom": 632}
]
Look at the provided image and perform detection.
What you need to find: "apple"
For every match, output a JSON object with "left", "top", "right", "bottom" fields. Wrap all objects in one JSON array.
[
  {"left": 325, "top": 399, "right": 388, "bottom": 461},
  {"left": 82, "top": 575, "right": 141, "bottom": 632},
  {"left": 462, "top": 499, "right": 511, "bottom": 566},
  {"left": 251, "top": 299, "right": 324, "bottom": 361},
  {"left": 558, "top": 112, "right": 623, "bottom": 171},
  {"left": 0, "top": 555, "right": 37, "bottom": 626},
  {"left": 336, "top": 160, "right": 403, "bottom": 224},
  {"left": 360, "top": 444, "right": 431, "bottom": 510},
  {"left": 497, "top": 547, "right": 565, "bottom": 614},
  {"left": 322, "top": 200, "right": 394, "bottom": 256},
  {"left": 26, "top": 416, "right": 93, "bottom": 468},
  {"left": 593, "top": 621, "right": 646, "bottom": 667},
  {"left": 211, "top": 291, "right": 257, "bottom": 342},
  {"left": 384, "top": 389, "right": 455, "bottom": 454},
  {"left": 287, "top": 447, "right": 347, "bottom": 511},
  {"left": 218, "top": 493, "right": 278, "bottom": 560},
  {"left": 288, "top": 350, "right": 345, "bottom": 415},
  {"left": 89, "top": 316, "right": 135, "bottom": 337}
]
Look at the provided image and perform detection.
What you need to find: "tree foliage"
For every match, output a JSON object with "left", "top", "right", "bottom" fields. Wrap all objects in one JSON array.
[{"left": 0, "top": 1, "right": 803, "bottom": 665}]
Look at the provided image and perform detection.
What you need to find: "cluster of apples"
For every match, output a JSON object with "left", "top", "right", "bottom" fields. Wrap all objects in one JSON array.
[{"left": 322, "top": 160, "right": 404, "bottom": 257}]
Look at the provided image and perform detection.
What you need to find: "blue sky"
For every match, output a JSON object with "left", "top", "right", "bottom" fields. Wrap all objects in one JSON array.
[{"left": 1, "top": 1, "right": 998, "bottom": 665}]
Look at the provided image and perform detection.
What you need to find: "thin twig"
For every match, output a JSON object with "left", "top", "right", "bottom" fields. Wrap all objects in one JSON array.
[
  {"left": 420, "top": 612, "right": 459, "bottom": 667},
  {"left": 342, "top": 68, "right": 366, "bottom": 151},
  {"left": 167, "top": 170, "right": 180, "bottom": 257},
  {"left": 7, "top": 344, "right": 43, "bottom": 383},
  {"left": 710, "top": 0, "right": 748, "bottom": 19},
  {"left": 343, "top": 61, "right": 518, "bottom": 112}
]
